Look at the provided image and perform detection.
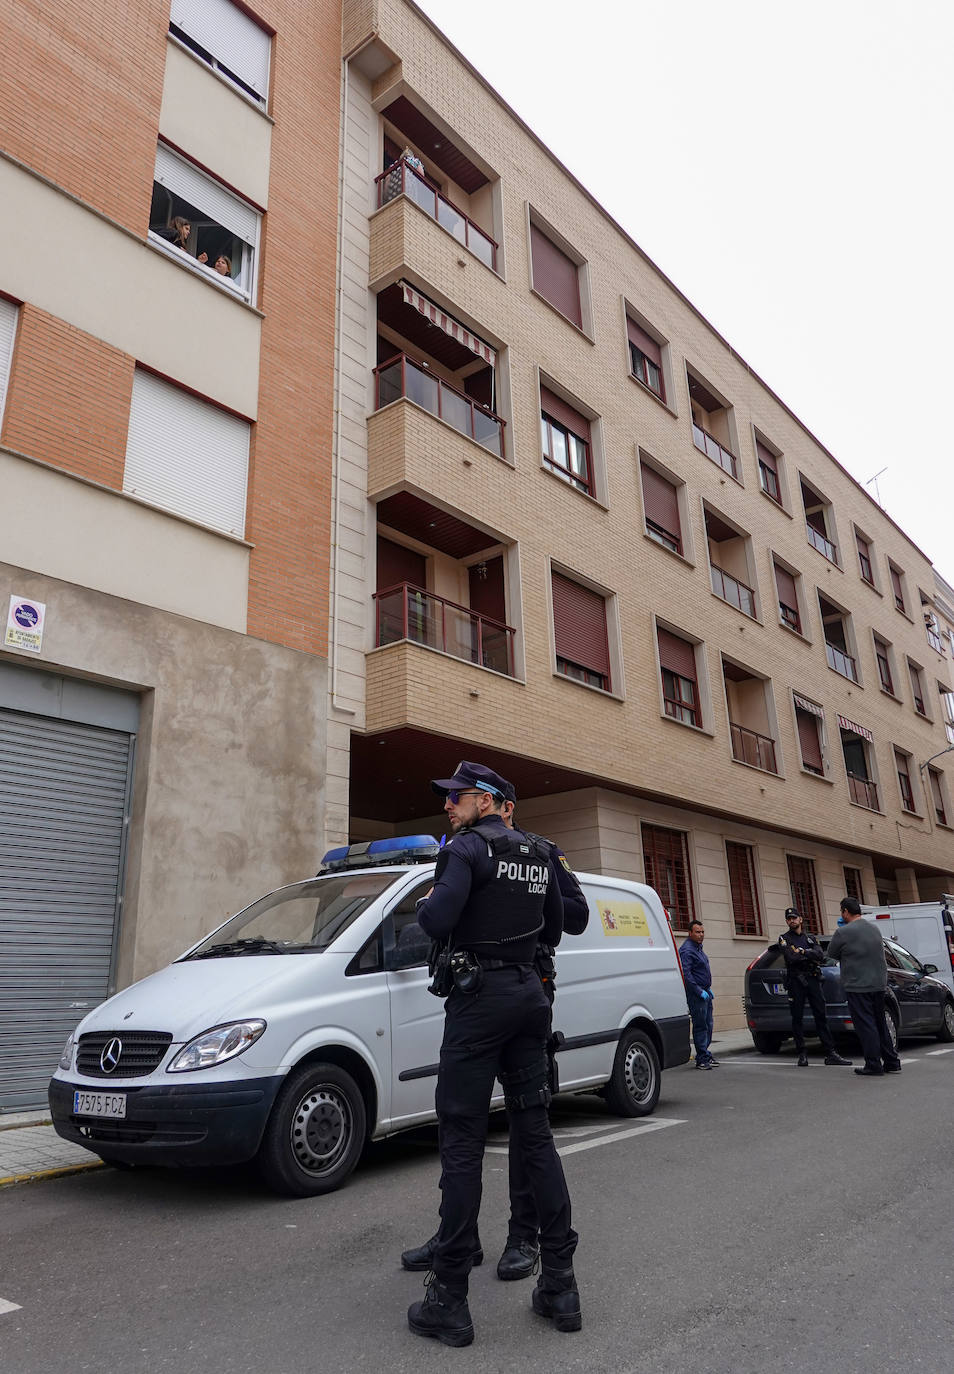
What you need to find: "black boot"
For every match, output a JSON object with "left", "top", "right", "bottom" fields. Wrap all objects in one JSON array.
[
  {"left": 797, "top": 1052, "right": 809, "bottom": 1067},
  {"left": 408, "top": 1276, "right": 474, "bottom": 1347},
  {"left": 531, "top": 1269, "right": 582, "bottom": 1333},
  {"left": 824, "top": 1051, "right": 852, "bottom": 1066},
  {"left": 497, "top": 1237, "right": 540, "bottom": 1281},
  {"left": 401, "top": 1233, "right": 483, "bottom": 1272}
]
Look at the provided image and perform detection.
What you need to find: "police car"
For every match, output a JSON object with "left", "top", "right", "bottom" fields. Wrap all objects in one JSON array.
[{"left": 49, "top": 836, "right": 690, "bottom": 1196}]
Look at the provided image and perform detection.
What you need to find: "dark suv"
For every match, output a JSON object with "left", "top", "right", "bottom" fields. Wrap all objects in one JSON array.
[{"left": 744, "top": 933, "right": 954, "bottom": 1054}]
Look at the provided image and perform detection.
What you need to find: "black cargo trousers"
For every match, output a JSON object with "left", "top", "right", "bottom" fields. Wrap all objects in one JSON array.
[
  {"left": 788, "top": 971, "right": 835, "bottom": 1053},
  {"left": 506, "top": 963, "right": 555, "bottom": 1245},
  {"left": 433, "top": 963, "right": 578, "bottom": 1293}
]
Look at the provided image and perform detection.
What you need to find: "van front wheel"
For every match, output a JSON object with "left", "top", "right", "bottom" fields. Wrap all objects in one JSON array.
[
  {"left": 603, "top": 1029, "right": 660, "bottom": 1117},
  {"left": 257, "top": 1062, "right": 366, "bottom": 1197}
]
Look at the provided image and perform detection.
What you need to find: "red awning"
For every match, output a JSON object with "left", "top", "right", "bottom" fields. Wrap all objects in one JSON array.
[
  {"left": 837, "top": 713, "right": 873, "bottom": 742},
  {"left": 400, "top": 282, "right": 496, "bottom": 367}
]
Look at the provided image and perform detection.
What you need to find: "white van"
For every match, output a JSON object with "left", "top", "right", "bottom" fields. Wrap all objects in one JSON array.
[
  {"left": 861, "top": 897, "right": 954, "bottom": 995},
  {"left": 49, "top": 836, "right": 690, "bottom": 1195}
]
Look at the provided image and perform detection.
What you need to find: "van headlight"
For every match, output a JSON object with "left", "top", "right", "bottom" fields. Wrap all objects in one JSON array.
[
  {"left": 167, "top": 1020, "right": 266, "bottom": 1072},
  {"left": 59, "top": 1032, "right": 76, "bottom": 1071}
]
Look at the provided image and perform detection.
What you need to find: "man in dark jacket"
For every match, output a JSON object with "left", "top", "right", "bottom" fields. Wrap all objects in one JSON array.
[
  {"left": 679, "top": 921, "right": 716, "bottom": 1068},
  {"left": 778, "top": 909, "right": 852, "bottom": 1067},
  {"left": 402, "top": 779, "right": 589, "bottom": 1283}
]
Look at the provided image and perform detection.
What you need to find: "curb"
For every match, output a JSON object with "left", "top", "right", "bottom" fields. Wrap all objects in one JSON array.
[{"left": 0, "top": 1160, "right": 103, "bottom": 1187}]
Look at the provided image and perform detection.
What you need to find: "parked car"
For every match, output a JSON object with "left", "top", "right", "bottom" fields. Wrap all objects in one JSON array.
[
  {"left": 49, "top": 835, "right": 690, "bottom": 1195},
  {"left": 744, "top": 933, "right": 954, "bottom": 1055}
]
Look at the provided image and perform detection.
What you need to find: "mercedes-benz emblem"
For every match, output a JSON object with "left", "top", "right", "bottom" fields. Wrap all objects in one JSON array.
[{"left": 100, "top": 1038, "right": 123, "bottom": 1074}]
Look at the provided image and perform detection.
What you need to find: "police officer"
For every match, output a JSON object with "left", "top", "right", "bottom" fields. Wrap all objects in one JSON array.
[
  {"left": 778, "top": 907, "right": 852, "bottom": 1067},
  {"left": 406, "top": 762, "right": 580, "bottom": 1346}
]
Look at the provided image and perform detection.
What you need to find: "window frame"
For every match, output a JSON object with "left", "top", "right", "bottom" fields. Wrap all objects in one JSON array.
[
  {"left": 792, "top": 692, "right": 828, "bottom": 779},
  {"left": 907, "top": 658, "right": 929, "bottom": 718},
  {"left": 725, "top": 840, "right": 764, "bottom": 937},
  {"left": 873, "top": 634, "right": 896, "bottom": 696},
  {"left": 854, "top": 528, "right": 876, "bottom": 588},
  {"left": 0, "top": 295, "right": 18, "bottom": 432},
  {"left": 168, "top": 0, "right": 272, "bottom": 109},
  {"left": 528, "top": 208, "right": 590, "bottom": 335},
  {"left": 786, "top": 854, "right": 823, "bottom": 934},
  {"left": 639, "top": 453, "right": 692, "bottom": 563},
  {"left": 888, "top": 561, "right": 908, "bottom": 616},
  {"left": 550, "top": 565, "right": 617, "bottom": 696},
  {"left": 894, "top": 747, "right": 918, "bottom": 813},
  {"left": 541, "top": 410, "right": 592, "bottom": 495},
  {"left": 843, "top": 866, "right": 865, "bottom": 904},
  {"left": 641, "top": 823, "right": 695, "bottom": 931},
  {"left": 149, "top": 143, "right": 261, "bottom": 304},
  {"left": 754, "top": 431, "right": 785, "bottom": 510},
  {"left": 656, "top": 623, "right": 708, "bottom": 730}
]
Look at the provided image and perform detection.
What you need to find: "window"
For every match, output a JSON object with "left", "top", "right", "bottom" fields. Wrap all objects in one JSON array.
[
  {"left": 787, "top": 855, "right": 822, "bottom": 934},
  {"left": 855, "top": 531, "right": 875, "bottom": 586},
  {"left": 940, "top": 685, "right": 954, "bottom": 744},
  {"left": 726, "top": 841, "right": 763, "bottom": 936},
  {"left": 705, "top": 508, "right": 756, "bottom": 617},
  {"left": 794, "top": 694, "right": 825, "bottom": 776},
  {"left": 771, "top": 562, "right": 800, "bottom": 634},
  {"left": 149, "top": 144, "right": 259, "bottom": 301},
  {"left": 801, "top": 477, "right": 838, "bottom": 564},
  {"left": 529, "top": 216, "right": 583, "bottom": 328},
  {"left": 723, "top": 659, "right": 778, "bottom": 773},
  {"left": 123, "top": 369, "right": 250, "bottom": 536},
  {"left": 889, "top": 562, "right": 907, "bottom": 614},
  {"left": 657, "top": 628, "right": 700, "bottom": 726},
  {"left": 843, "top": 866, "right": 865, "bottom": 904},
  {"left": 908, "top": 660, "right": 927, "bottom": 716},
  {"left": 756, "top": 436, "right": 782, "bottom": 505},
  {"left": 874, "top": 635, "right": 895, "bottom": 695},
  {"left": 0, "top": 296, "right": 17, "bottom": 430},
  {"left": 551, "top": 570, "right": 611, "bottom": 691},
  {"left": 627, "top": 317, "right": 665, "bottom": 400},
  {"left": 540, "top": 387, "right": 591, "bottom": 495},
  {"left": 687, "top": 369, "right": 739, "bottom": 479},
  {"left": 923, "top": 600, "right": 943, "bottom": 653},
  {"left": 928, "top": 767, "right": 948, "bottom": 825},
  {"left": 819, "top": 593, "right": 859, "bottom": 682},
  {"left": 642, "top": 824, "right": 695, "bottom": 928},
  {"left": 840, "top": 718, "right": 879, "bottom": 811},
  {"left": 640, "top": 461, "right": 682, "bottom": 554},
  {"left": 169, "top": 0, "right": 271, "bottom": 107},
  {"left": 895, "top": 749, "right": 917, "bottom": 812}
]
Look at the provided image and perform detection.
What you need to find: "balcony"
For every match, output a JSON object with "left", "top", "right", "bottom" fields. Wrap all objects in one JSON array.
[
  {"left": 692, "top": 422, "right": 738, "bottom": 480},
  {"left": 730, "top": 722, "right": 778, "bottom": 774},
  {"left": 825, "top": 642, "right": 858, "bottom": 682},
  {"left": 374, "top": 581, "right": 514, "bottom": 677},
  {"left": 847, "top": 773, "right": 879, "bottom": 810},
  {"left": 806, "top": 523, "right": 838, "bottom": 563},
  {"left": 375, "top": 157, "right": 497, "bottom": 270},
  {"left": 711, "top": 564, "right": 755, "bottom": 617},
  {"left": 374, "top": 353, "right": 505, "bottom": 457}
]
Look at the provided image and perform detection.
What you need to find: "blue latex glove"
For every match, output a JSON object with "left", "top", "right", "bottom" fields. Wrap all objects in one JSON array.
[{"left": 699, "top": 989, "right": 710, "bottom": 1001}]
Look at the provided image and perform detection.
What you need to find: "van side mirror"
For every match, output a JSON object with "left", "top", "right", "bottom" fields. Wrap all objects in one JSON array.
[{"left": 923, "top": 963, "right": 939, "bottom": 975}]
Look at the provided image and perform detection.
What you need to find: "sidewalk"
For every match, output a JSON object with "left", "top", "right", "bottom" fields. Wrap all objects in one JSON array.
[{"left": 0, "top": 1029, "right": 758, "bottom": 1187}]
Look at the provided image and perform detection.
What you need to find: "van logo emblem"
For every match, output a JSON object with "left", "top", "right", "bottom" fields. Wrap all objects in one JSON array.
[{"left": 100, "top": 1038, "right": 123, "bottom": 1073}]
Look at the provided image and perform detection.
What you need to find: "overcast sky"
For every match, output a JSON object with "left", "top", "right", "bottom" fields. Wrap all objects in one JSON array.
[{"left": 416, "top": 0, "right": 954, "bottom": 588}]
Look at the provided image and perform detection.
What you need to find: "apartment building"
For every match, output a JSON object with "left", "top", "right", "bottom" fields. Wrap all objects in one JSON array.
[
  {"left": 0, "top": 0, "right": 341, "bottom": 1108},
  {"left": 331, "top": 0, "right": 954, "bottom": 1029}
]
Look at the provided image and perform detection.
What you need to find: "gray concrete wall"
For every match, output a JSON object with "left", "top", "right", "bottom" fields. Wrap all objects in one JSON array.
[{"left": 0, "top": 561, "right": 327, "bottom": 986}]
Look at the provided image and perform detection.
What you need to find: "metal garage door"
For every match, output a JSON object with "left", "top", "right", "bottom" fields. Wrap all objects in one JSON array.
[{"left": 0, "top": 708, "right": 134, "bottom": 1111}]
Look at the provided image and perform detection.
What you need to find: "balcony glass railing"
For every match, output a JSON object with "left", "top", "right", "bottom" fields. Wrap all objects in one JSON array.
[
  {"left": 806, "top": 523, "right": 838, "bottom": 563},
  {"left": 374, "top": 353, "right": 505, "bottom": 457},
  {"left": 373, "top": 582, "right": 514, "bottom": 677},
  {"left": 730, "top": 722, "right": 778, "bottom": 774},
  {"left": 847, "top": 772, "right": 879, "bottom": 810},
  {"left": 825, "top": 641, "right": 858, "bottom": 681},
  {"left": 692, "top": 422, "right": 738, "bottom": 479},
  {"left": 375, "top": 158, "right": 498, "bottom": 270},
  {"left": 710, "top": 563, "right": 755, "bottom": 617}
]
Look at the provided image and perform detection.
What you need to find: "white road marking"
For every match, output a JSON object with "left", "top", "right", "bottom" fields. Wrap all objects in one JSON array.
[
  {"left": 0, "top": 1299, "right": 22, "bottom": 1316},
  {"left": 486, "top": 1117, "right": 685, "bottom": 1156},
  {"left": 926, "top": 1047, "right": 954, "bottom": 1056}
]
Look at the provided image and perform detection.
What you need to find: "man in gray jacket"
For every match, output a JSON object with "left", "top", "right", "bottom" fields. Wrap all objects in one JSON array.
[{"left": 826, "top": 897, "right": 902, "bottom": 1077}]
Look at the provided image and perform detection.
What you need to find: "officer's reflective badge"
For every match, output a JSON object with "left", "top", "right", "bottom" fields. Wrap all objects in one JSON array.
[{"left": 518, "top": 843, "right": 530, "bottom": 854}]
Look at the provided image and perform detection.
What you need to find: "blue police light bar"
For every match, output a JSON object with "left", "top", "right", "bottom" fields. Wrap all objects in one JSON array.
[{"left": 318, "top": 834, "right": 440, "bottom": 873}]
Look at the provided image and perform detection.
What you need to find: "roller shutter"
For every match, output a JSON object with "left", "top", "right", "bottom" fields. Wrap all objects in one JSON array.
[
  {"left": 530, "top": 223, "right": 582, "bottom": 327},
  {"left": 551, "top": 572, "right": 610, "bottom": 682},
  {"left": 170, "top": 0, "right": 271, "bottom": 102},
  {"left": 0, "top": 710, "right": 134, "bottom": 1110}
]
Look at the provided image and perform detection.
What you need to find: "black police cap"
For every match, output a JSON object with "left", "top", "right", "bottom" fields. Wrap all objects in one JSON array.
[{"left": 430, "top": 760, "right": 513, "bottom": 800}]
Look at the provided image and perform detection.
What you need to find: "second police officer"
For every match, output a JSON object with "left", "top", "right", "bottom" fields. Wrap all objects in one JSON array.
[
  {"left": 778, "top": 907, "right": 852, "bottom": 1067},
  {"left": 406, "top": 761, "right": 580, "bottom": 1346}
]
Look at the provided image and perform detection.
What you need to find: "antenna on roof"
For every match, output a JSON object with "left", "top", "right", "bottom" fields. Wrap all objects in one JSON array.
[{"left": 866, "top": 467, "right": 888, "bottom": 505}]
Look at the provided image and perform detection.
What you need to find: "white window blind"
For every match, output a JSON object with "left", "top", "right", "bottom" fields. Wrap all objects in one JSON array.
[
  {"left": 124, "top": 370, "right": 249, "bottom": 537},
  {"left": 154, "top": 144, "right": 259, "bottom": 247},
  {"left": 0, "top": 298, "right": 18, "bottom": 428},
  {"left": 170, "top": 0, "right": 270, "bottom": 101}
]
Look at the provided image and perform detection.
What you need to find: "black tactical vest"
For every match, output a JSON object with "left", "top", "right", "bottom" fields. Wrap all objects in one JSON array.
[{"left": 454, "top": 823, "right": 550, "bottom": 963}]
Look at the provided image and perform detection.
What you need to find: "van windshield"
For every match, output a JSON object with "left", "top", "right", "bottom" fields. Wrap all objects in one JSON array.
[{"left": 180, "top": 874, "right": 399, "bottom": 958}]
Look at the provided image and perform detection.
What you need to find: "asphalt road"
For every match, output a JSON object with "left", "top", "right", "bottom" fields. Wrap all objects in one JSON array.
[{"left": 4, "top": 1042, "right": 954, "bottom": 1374}]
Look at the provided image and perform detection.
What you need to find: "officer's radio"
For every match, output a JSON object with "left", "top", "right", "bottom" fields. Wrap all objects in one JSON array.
[{"left": 427, "top": 940, "right": 454, "bottom": 998}]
